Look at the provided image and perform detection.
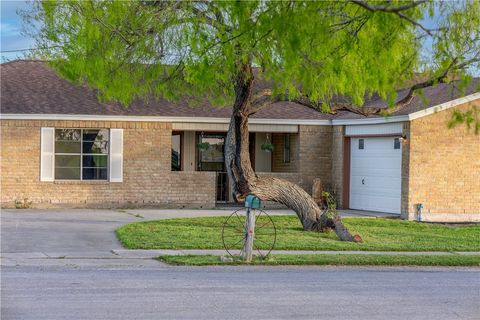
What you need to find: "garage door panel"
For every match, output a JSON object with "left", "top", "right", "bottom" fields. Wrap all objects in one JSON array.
[
  {"left": 350, "top": 175, "right": 401, "bottom": 188},
  {"left": 351, "top": 167, "right": 401, "bottom": 177},
  {"left": 349, "top": 137, "right": 401, "bottom": 214}
]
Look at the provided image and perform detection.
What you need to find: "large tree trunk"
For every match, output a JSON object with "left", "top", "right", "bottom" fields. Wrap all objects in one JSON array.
[{"left": 225, "top": 63, "right": 362, "bottom": 242}]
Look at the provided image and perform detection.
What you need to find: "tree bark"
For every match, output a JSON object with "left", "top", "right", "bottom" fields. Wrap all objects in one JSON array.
[{"left": 225, "top": 63, "right": 362, "bottom": 242}]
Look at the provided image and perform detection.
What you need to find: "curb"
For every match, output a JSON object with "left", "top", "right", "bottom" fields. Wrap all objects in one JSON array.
[{"left": 111, "top": 249, "right": 480, "bottom": 259}]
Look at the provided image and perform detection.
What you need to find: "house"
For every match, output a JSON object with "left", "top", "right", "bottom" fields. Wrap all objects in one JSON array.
[{"left": 1, "top": 60, "right": 479, "bottom": 222}]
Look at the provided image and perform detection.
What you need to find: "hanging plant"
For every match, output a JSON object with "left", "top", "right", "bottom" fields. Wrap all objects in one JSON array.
[
  {"left": 197, "top": 142, "right": 210, "bottom": 151},
  {"left": 261, "top": 142, "right": 274, "bottom": 153}
]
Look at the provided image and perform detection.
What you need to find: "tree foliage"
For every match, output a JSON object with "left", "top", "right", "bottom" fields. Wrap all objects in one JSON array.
[{"left": 25, "top": 0, "right": 479, "bottom": 111}]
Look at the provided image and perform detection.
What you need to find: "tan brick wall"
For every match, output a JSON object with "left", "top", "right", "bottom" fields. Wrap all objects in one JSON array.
[
  {"left": 404, "top": 100, "right": 480, "bottom": 221},
  {"left": 271, "top": 133, "right": 299, "bottom": 173},
  {"left": 1, "top": 120, "right": 216, "bottom": 208},
  {"left": 331, "top": 125, "right": 344, "bottom": 207},
  {"left": 297, "top": 125, "right": 333, "bottom": 193}
]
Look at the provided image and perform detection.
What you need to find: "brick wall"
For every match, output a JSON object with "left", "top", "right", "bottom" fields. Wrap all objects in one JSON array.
[
  {"left": 271, "top": 133, "right": 299, "bottom": 173},
  {"left": 331, "top": 125, "right": 344, "bottom": 207},
  {"left": 270, "top": 127, "right": 333, "bottom": 194},
  {"left": 298, "top": 125, "right": 333, "bottom": 193},
  {"left": 403, "top": 100, "right": 480, "bottom": 221},
  {"left": 0, "top": 120, "right": 216, "bottom": 208}
]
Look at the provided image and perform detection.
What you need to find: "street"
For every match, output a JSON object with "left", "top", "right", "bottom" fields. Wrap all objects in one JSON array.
[{"left": 2, "top": 264, "right": 479, "bottom": 320}]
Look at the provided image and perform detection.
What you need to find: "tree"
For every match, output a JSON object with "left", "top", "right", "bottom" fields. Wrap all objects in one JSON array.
[{"left": 25, "top": 0, "right": 480, "bottom": 241}]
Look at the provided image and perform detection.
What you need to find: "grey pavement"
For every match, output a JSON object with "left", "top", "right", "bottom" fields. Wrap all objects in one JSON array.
[{"left": 2, "top": 264, "right": 479, "bottom": 320}]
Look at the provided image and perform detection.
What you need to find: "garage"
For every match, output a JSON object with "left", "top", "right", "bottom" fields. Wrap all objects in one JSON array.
[{"left": 346, "top": 123, "right": 404, "bottom": 214}]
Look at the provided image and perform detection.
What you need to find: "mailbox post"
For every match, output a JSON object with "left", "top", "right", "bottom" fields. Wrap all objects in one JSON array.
[{"left": 243, "top": 195, "right": 261, "bottom": 262}]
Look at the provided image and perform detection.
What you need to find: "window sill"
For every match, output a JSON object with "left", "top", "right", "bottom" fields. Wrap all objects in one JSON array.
[{"left": 53, "top": 180, "right": 110, "bottom": 185}]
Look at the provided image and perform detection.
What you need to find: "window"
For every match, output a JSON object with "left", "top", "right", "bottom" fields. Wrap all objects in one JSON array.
[
  {"left": 394, "top": 137, "right": 401, "bottom": 149},
  {"left": 54, "top": 129, "right": 109, "bottom": 180},
  {"left": 198, "top": 133, "right": 225, "bottom": 172},
  {"left": 358, "top": 139, "right": 365, "bottom": 149},
  {"left": 284, "top": 134, "right": 291, "bottom": 163},
  {"left": 171, "top": 132, "right": 182, "bottom": 171}
]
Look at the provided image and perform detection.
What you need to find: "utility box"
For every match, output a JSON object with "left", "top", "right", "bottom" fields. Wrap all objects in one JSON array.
[{"left": 245, "top": 195, "right": 261, "bottom": 209}]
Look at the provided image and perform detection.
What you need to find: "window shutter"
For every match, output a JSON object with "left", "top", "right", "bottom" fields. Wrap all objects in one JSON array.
[
  {"left": 40, "top": 127, "right": 55, "bottom": 181},
  {"left": 109, "top": 129, "right": 123, "bottom": 182}
]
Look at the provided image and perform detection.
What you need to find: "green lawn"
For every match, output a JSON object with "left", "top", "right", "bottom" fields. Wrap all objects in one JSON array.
[
  {"left": 158, "top": 254, "right": 480, "bottom": 266},
  {"left": 116, "top": 216, "right": 480, "bottom": 252}
]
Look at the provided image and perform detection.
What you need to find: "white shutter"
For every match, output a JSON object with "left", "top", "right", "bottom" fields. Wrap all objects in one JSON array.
[
  {"left": 109, "top": 129, "right": 123, "bottom": 182},
  {"left": 40, "top": 127, "right": 55, "bottom": 181}
]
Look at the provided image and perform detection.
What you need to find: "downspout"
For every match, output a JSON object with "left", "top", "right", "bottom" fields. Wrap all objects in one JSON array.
[{"left": 416, "top": 203, "right": 423, "bottom": 222}]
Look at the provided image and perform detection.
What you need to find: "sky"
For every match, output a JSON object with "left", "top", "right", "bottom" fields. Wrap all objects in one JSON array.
[{"left": 1, "top": 0, "right": 34, "bottom": 62}]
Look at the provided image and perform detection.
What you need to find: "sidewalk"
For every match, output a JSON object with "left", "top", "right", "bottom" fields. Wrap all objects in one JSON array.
[{"left": 124, "top": 208, "right": 399, "bottom": 220}]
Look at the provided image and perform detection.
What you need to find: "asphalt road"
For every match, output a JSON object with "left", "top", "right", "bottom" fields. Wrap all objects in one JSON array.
[{"left": 2, "top": 264, "right": 479, "bottom": 320}]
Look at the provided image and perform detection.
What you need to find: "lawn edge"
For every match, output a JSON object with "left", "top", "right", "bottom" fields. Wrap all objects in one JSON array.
[{"left": 157, "top": 253, "right": 480, "bottom": 267}]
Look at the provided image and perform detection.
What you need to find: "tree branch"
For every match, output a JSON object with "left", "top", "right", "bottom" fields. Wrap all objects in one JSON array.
[
  {"left": 350, "top": 0, "right": 439, "bottom": 35},
  {"left": 350, "top": 0, "right": 427, "bottom": 13}
]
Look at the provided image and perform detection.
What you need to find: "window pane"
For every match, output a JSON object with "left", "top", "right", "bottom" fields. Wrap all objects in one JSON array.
[
  {"left": 83, "top": 155, "right": 108, "bottom": 168},
  {"left": 172, "top": 134, "right": 181, "bottom": 171},
  {"left": 200, "top": 136, "right": 224, "bottom": 162},
  {"left": 55, "top": 155, "right": 81, "bottom": 167},
  {"left": 55, "top": 129, "right": 81, "bottom": 141},
  {"left": 83, "top": 129, "right": 109, "bottom": 142},
  {"left": 82, "top": 129, "right": 109, "bottom": 154},
  {"left": 394, "top": 138, "right": 401, "bottom": 149},
  {"left": 55, "top": 141, "right": 81, "bottom": 153},
  {"left": 55, "top": 129, "right": 81, "bottom": 153},
  {"left": 359, "top": 139, "right": 365, "bottom": 149},
  {"left": 83, "top": 141, "right": 109, "bottom": 154},
  {"left": 82, "top": 168, "right": 108, "bottom": 180},
  {"left": 55, "top": 167, "right": 81, "bottom": 180}
]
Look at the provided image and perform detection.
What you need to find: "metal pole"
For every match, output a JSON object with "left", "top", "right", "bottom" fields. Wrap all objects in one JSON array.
[{"left": 243, "top": 208, "right": 255, "bottom": 262}]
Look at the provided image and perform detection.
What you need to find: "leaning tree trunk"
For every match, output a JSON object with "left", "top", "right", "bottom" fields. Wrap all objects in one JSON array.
[{"left": 225, "top": 63, "right": 362, "bottom": 242}]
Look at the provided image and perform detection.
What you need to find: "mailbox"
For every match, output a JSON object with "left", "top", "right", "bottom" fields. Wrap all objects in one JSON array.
[{"left": 245, "top": 195, "right": 261, "bottom": 209}]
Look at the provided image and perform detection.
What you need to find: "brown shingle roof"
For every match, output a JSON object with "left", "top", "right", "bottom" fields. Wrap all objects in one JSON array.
[{"left": 1, "top": 60, "right": 478, "bottom": 120}]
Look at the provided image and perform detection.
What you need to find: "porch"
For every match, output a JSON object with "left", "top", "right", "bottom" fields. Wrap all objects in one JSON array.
[{"left": 170, "top": 124, "right": 301, "bottom": 204}]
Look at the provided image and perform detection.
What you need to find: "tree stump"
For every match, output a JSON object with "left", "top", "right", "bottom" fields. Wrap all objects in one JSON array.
[{"left": 312, "top": 178, "right": 323, "bottom": 207}]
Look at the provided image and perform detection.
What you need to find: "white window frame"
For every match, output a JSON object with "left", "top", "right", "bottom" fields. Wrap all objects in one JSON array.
[{"left": 54, "top": 128, "right": 110, "bottom": 181}]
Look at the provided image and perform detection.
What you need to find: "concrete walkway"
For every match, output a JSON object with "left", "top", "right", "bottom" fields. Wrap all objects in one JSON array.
[{"left": 124, "top": 208, "right": 399, "bottom": 220}]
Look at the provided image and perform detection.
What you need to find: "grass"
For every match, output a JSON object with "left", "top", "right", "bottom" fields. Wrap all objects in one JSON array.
[
  {"left": 158, "top": 254, "right": 480, "bottom": 266},
  {"left": 116, "top": 215, "right": 480, "bottom": 252}
]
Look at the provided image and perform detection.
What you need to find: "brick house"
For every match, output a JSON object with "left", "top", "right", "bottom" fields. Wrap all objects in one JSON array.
[{"left": 1, "top": 60, "right": 479, "bottom": 222}]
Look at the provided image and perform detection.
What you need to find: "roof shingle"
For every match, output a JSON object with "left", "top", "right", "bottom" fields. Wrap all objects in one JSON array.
[{"left": 1, "top": 60, "right": 478, "bottom": 120}]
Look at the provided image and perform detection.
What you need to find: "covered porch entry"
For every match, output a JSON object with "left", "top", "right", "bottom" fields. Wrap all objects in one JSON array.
[{"left": 171, "top": 121, "right": 300, "bottom": 204}]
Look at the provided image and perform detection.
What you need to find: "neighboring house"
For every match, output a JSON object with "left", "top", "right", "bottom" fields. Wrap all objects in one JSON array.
[{"left": 1, "top": 60, "right": 479, "bottom": 222}]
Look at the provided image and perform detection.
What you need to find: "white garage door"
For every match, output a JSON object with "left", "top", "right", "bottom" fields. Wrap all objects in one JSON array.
[{"left": 349, "top": 137, "right": 402, "bottom": 214}]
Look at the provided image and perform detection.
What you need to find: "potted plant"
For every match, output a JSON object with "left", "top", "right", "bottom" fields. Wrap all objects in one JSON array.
[
  {"left": 197, "top": 142, "right": 210, "bottom": 151},
  {"left": 261, "top": 142, "right": 274, "bottom": 153}
]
